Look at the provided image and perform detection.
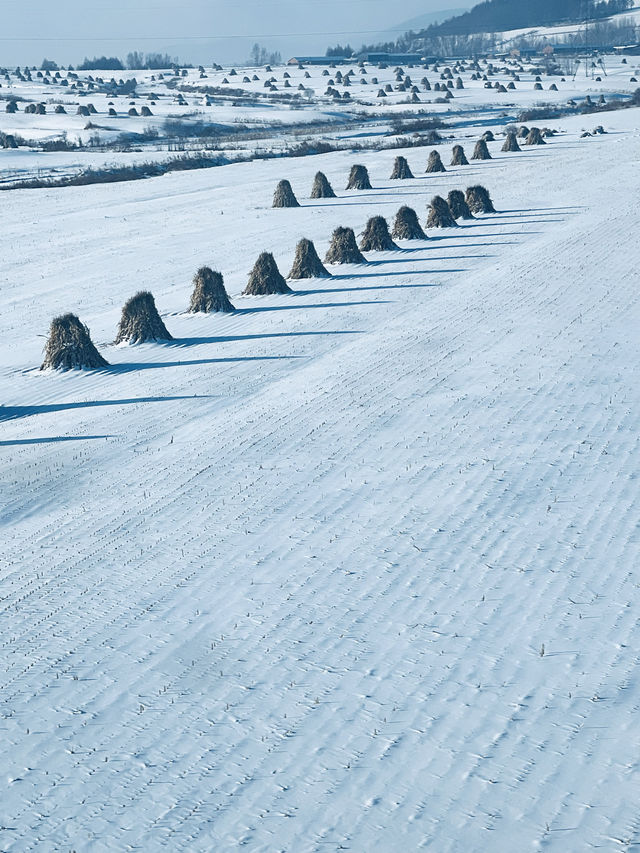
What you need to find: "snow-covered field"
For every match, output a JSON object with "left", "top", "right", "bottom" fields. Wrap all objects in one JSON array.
[
  {"left": 1, "top": 53, "right": 639, "bottom": 182},
  {"left": 1, "top": 84, "right": 640, "bottom": 851}
]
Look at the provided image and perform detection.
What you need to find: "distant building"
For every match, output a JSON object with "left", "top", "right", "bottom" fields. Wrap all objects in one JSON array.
[
  {"left": 287, "top": 56, "right": 350, "bottom": 66},
  {"left": 359, "top": 53, "right": 424, "bottom": 64},
  {"left": 287, "top": 52, "right": 427, "bottom": 67},
  {"left": 545, "top": 44, "right": 610, "bottom": 55}
]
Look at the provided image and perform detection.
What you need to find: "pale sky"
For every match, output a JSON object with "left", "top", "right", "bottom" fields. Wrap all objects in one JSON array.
[{"left": 0, "top": 0, "right": 468, "bottom": 66}]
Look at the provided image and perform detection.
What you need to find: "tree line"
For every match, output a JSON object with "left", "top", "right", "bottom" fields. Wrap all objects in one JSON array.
[{"left": 76, "top": 52, "right": 181, "bottom": 71}]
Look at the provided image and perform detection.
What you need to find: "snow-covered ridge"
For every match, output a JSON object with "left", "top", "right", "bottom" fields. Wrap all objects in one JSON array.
[{"left": 496, "top": 1, "right": 640, "bottom": 48}]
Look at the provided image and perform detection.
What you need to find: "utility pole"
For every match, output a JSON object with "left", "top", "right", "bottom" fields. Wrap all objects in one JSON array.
[{"left": 583, "top": 0, "right": 592, "bottom": 78}]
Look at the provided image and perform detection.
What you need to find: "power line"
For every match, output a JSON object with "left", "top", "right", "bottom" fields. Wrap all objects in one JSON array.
[
  {"left": 1, "top": 0, "right": 393, "bottom": 5},
  {"left": 0, "top": 27, "right": 413, "bottom": 43}
]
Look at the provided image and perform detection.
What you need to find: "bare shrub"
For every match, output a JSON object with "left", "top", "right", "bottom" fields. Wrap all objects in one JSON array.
[
  {"left": 115, "top": 291, "right": 172, "bottom": 343},
  {"left": 273, "top": 179, "right": 300, "bottom": 208},
  {"left": 471, "top": 138, "right": 492, "bottom": 160},
  {"left": 465, "top": 185, "right": 496, "bottom": 214},
  {"left": 447, "top": 189, "right": 473, "bottom": 220},
  {"left": 450, "top": 144, "right": 468, "bottom": 165},
  {"left": 346, "top": 164, "right": 372, "bottom": 189},
  {"left": 288, "top": 238, "right": 331, "bottom": 279},
  {"left": 390, "top": 155, "right": 414, "bottom": 179},
  {"left": 189, "top": 267, "right": 235, "bottom": 312},
  {"left": 426, "top": 150, "right": 446, "bottom": 172},
  {"left": 392, "top": 206, "right": 426, "bottom": 240},
  {"left": 525, "top": 127, "right": 546, "bottom": 145},
  {"left": 310, "top": 171, "right": 336, "bottom": 198},
  {"left": 325, "top": 226, "right": 366, "bottom": 264},
  {"left": 502, "top": 131, "right": 521, "bottom": 151},
  {"left": 243, "top": 252, "right": 292, "bottom": 295},
  {"left": 359, "top": 216, "right": 397, "bottom": 251},
  {"left": 427, "top": 195, "right": 457, "bottom": 228},
  {"left": 41, "top": 313, "right": 108, "bottom": 370}
]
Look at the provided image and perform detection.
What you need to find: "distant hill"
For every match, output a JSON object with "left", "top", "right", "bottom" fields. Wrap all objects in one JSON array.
[
  {"left": 383, "top": 7, "right": 470, "bottom": 38},
  {"left": 418, "top": 0, "right": 634, "bottom": 36},
  {"left": 352, "top": 0, "right": 636, "bottom": 54}
]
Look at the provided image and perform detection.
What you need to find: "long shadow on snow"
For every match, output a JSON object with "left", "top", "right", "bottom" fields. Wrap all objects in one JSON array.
[
  {"left": 111, "top": 355, "right": 301, "bottom": 373},
  {"left": 431, "top": 223, "right": 545, "bottom": 235},
  {"left": 480, "top": 218, "right": 564, "bottom": 226},
  {"left": 393, "top": 249, "right": 496, "bottom": 259},
  {"left": 305, "top": 182, "right": 500, "bottom": 202},
  {"left": 305, "top": 182, "right": 507, "bottom": 207},
  {"left": 0, "top": 395, "right": 204, "bottom": 422},
  {"left": 477, "top": 212, "right": 566, "bottom": 222},
  {"left": 235, "top": 299, "right": 392, "bottom": 315},
  {"left": 455, "top": 217, "right": 553, "bottom": 227},
  {"left": 410, "top": 236, "right": 520, "bottom": 248},
  {"left": 326, "top": 265, "right": 465, "bottom": 275},
  {"left": 166, "top": 330, "right": 365, "bottom": 348},
  {"left": 413, "top": 166, "right": 504, "bottom": 178},
  {"left": 336, "top": 190, "right": 408, "bottom": 199},
  {"left": 0, "top": 435, "right": 114, "bottom": 446},
  {"left": 500, "top": 206, "right": 585, "bottom": 214},
  {"left": 295, "top": 281, "right": 443, "bottom": 295},
  {"left": 303, "top": 191, "right": 400, "bottom": 205},
  {"left": 353, "top": 258, "right": 468, "bottom": 270},
  {"left": 307, "top": 195, "right": 441, "bottom": 208}
]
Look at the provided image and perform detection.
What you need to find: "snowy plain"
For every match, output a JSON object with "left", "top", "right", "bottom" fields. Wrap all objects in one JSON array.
[
  {"left": 1, "top": 53, "right": 640, "bottom": 181},
  {"left": 1, "top": 66, "right": 640, "bottom": 852}
]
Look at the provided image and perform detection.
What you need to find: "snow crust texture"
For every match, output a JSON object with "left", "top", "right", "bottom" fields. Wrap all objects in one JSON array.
[{"left": 1, "top": 107, "right": 639, "bottom": 852}]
